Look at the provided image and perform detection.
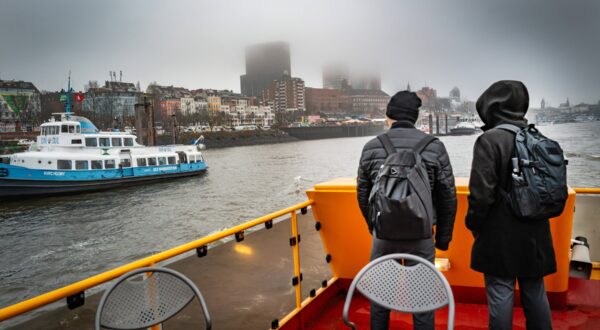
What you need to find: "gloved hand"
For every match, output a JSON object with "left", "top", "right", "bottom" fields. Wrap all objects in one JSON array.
[{"left": 435, "top": 241, "right": 449, "bottom": 251}]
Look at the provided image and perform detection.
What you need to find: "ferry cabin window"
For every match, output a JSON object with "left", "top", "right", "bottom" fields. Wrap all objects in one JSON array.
[
  {"left": 168, "top": 156, "right": 176, "bottom": 165},
  {"left": 112, "top": 138, "right": 122, "bottom": 147},
  {"left": 91, "top": 160, "right": 103, "bottom": 169},
  {"left": 75, "top": 160, "right": 89, "bottom": 170},
  {"left": 85, "top": 138, "right": 98, "bottom": 147},
  {"left": 0, "top": 157, "right": 10, "bottom": 164},
  {"left": 76, "top": 125, "right": 81, "bottom": 133},
  {"left": 71, "top": 139, "right": 82, "bottom": 145},
  {"left": 120, "top": 159, "right": 131, "bottom": 168},
  {"left": 41, "top": 127, "right": 46, "bottom": 135},
  {"left": 148, "top": 158, "right": 157, "bottom": 166},
  {"left": 158, "top": 157, "right": 166, "bottom": 165},
  {"left": 99, "top": 138, "right": 110, "bottom": 147},
  {"left": 61, "top": 125, "right": 68, "bottom": 133},
  {"left": 68, "top": 125, "right": 75, "bottom": 133},
  {"left": 57, "top": 160, "right": 72, "bottom": 170},
  {"left": 105, "top": 159, "right": 116, "bottom": 169},
  {"left": 137, "top": 158, "right": 147, "bottom": 167},
  {"left": 124, "top": 138, "right": 134, "bottom": 146}
]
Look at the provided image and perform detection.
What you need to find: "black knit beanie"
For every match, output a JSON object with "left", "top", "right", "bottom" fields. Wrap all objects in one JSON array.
[{"left": 386, "top": 91, "right": 421, "bottom": 123}]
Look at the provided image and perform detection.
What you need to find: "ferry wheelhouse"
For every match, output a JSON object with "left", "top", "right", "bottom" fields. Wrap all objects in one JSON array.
[{"left": 0, "top": 113, "right": 207, "bottom": 198}]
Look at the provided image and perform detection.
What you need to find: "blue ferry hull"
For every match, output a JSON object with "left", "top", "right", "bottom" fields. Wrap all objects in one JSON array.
[
  {"left": 0, "top": 168, "right": 206, "bottom": 198},
  {"left": 0, "top": 161, "right": 207, "bottom": 198}
]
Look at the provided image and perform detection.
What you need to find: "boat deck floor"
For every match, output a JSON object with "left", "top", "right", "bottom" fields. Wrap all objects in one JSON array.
[{"left": 303, "top": 284, "right": 600, "bottom": 330}]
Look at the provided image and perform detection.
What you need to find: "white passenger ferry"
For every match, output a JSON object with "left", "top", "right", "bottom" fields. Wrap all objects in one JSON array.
[{"left": 0, "top": 112, "right": 207, "bottom": 198}]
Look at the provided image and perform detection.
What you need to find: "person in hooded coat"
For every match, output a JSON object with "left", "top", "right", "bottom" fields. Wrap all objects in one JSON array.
[
  {"left": 357, "top": 91, "right": 457, "bottom": 330},
  {"left": 467, "top": 81, "right": 556, "bottom": 330}
]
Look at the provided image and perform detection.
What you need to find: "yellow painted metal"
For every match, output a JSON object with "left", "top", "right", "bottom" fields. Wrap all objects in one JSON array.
[
  {"left": 573, "top": 187, "right": 600, "bottom": 194},
  {"left": 290, "top": 211, "right": 302, "bottom": 309},
  {"left": 306, "top": 178, "right": 576, "bottom": 296},
  {"left": 0, "top": 200, "right": 313, "bottom": 322}
]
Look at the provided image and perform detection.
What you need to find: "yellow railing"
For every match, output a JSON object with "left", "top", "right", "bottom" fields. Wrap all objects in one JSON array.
[
  {"left": 0, "top": 199, "right": 314, "bottom": 322},
  {"left": 573, "top": 187, "right": 600, "bottom": 195}
]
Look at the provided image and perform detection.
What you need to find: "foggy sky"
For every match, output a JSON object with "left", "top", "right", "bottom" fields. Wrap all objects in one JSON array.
[{"left": 1, "top": 0, "right": 599, "bottom": 106}]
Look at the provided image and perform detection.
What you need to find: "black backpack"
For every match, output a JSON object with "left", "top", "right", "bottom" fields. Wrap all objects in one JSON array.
[
  {"left": 368, "top": 133, "right": 437, "bottom": 240},
  {"left": 496, "top": 124, "right": 568, "bottom": 221}
]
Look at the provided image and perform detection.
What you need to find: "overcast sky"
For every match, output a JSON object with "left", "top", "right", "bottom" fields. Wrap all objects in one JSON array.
[{"left": 1, "top": 0, "right": 599, "bottom": 106}]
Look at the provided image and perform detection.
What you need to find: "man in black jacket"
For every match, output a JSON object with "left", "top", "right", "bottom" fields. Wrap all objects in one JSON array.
[
  {"left": 467, "top": 81, "right": 555, "bottom": 330},
  {"left": 357, "top": 91, "right": 457, "bottom": 329}
]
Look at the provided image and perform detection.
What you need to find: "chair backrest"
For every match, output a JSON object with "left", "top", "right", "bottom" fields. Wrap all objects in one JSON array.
[
  {"left": 343, "top": 253, "right": 454, "bottom": 329},
  {"left": 95, "top": 267, "right": 211, "bottom": 330}
]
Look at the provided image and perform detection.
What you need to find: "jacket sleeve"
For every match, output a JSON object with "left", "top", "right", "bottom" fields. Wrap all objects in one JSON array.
[
  {"left": 432, "top": 142, "right": 457, "bottom": 250},
  {"left": 466, "top": 135, "right": 498, "bottom": 231},
  {"left": 357, "top": 146, "right": 373, "bottom": 232}
]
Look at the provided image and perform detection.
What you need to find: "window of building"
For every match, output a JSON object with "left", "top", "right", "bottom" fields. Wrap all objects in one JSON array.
[
  {"left": 57, "top": 160, "right": 72, "bottom": 170},
  {"left": 137, "top": 158, "right": 147, "bottom": 167},
  {"left": 112, "top": 138, "right": 122, "bottom": 147},
  {"left": 168, "top": 156, "right": 176, "bottom": 165},
  {"left": 124, "top": 138, "right": 134, "bottom": 146},
  {"left": 75, "top": 160, "right": 89, "bottom": 170},
  {"left": 120, "top": 159, "right": 131, "bottom": 168},
  {"left": 99, "top": 138, "right": 110, "bottom": 147},
  {"left": 91, "top": 160, "right": 103, "bottom": 169},
  {"left": 148, "top": 158, "right": 157, "bottom": 166},
  {"left": 61, "top": 125, "right": 68, "bottom": 133},
  {"left": 158, "top": 157, "right": 167, "bottom": 165},
  {"left": 104, "top": 159, "right": 116, "bottom": 169}
]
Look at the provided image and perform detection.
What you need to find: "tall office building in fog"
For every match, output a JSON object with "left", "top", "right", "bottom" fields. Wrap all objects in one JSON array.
[
  {"left": 322, "top": 64, "right": 349, "bottom": 90},
  {"left": 240, "top": 42, "right": 291, "bottom": 98}
]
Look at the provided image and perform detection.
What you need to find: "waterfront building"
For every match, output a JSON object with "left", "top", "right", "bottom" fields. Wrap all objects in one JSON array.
[
  {"left": 449, "top": 86, "right": 461, "bottom": 102},
  {"left": 342, "top": 89, "right": 389, "bottom": 115},
  {"left": 0, "top": 80, "right": 41, "bottom": 132},
  {"left": 207, "top": 95, "right": 222, "bottom": 112},
  {"left": 305, "top": 87, "right": 345, "bottom": 114},
  {"left": 83, "top": 81, "right": 141, "bottom": 123},
  {"left": 322, "top": 64, "right": 350, "bottom": 90},
  {"left": 146, "top": 84, "right": 191, "bottom": 118},
  {"left": 240, "top": 41, "right": 291, "bottom": 98},
  {"left": 180, "top": 97, "right": 196, "bottom": 115},
  {"left": 262, "top": 73, "right": 305, "bottom": 113},
  {"left": 416, "top": 86, "right": 437, "bottom": 110}
]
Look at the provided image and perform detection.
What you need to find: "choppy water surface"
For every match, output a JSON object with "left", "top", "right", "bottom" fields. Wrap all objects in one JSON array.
[{"left": 1, "top": 121, "right": 599, "bottom": 317}]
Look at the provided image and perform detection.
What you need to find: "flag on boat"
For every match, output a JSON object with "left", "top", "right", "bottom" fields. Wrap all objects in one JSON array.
[{"left": 75, "top": 92, "right": 84, "bottom": 102}]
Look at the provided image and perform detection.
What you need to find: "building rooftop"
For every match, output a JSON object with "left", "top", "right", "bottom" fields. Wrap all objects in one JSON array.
[{"left": 0, "top": 80, "right": 39, "bottom": 93}]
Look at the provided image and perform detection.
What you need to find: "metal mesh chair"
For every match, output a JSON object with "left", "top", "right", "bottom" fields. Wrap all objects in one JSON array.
[
  {"left": 343, "top": 253, "right": 454, "bottom": 329},
  {"left": 95, "top": 267, "right": 211, "bottom": 330}
]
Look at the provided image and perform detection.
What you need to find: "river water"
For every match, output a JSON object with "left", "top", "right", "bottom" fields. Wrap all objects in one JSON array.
[{"left": 1, "top": 121, "right": 599, "bottom": 320}]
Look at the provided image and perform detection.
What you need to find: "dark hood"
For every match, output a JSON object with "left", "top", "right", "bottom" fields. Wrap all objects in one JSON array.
[{"left": 476, "top": 80, "right": 529, "bottom": 131}]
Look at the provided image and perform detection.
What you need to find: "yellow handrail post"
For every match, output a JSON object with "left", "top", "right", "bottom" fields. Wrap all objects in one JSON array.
[{"left": 290, "top": 210, "right": 302, "bottom": 310}]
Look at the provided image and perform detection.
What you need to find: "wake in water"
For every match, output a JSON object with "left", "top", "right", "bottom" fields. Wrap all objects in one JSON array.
[{"left": 565, "top": 152, "right": 600, "bottom": 161}]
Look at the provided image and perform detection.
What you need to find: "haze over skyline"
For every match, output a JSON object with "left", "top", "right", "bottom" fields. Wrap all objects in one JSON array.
[{"left": 1, "top": 0, "right": 599, "bottom": 107}]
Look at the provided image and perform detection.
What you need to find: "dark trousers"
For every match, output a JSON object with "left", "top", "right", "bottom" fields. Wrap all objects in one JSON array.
[
  {"left": 484, "top": 275, "right": 552, "bottom": 330},
  {"left": 370, "top": 234, "right": 436, "bottom": 330}
]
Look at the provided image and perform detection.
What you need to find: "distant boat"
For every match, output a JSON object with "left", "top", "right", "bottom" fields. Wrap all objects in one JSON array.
[{"left": 450, "top": 118, "right": 481, "bottom": 136}]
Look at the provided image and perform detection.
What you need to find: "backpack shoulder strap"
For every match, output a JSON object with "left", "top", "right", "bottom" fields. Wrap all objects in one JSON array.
[
  {"left": 377, "top": 134, "right": 396, "bottom": 156},
  {"left": 412, "top": 134, "right": 437, "bottom": 154},
  {"left": 495, "top": 124, "right": 521, "bottom": 134}
]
